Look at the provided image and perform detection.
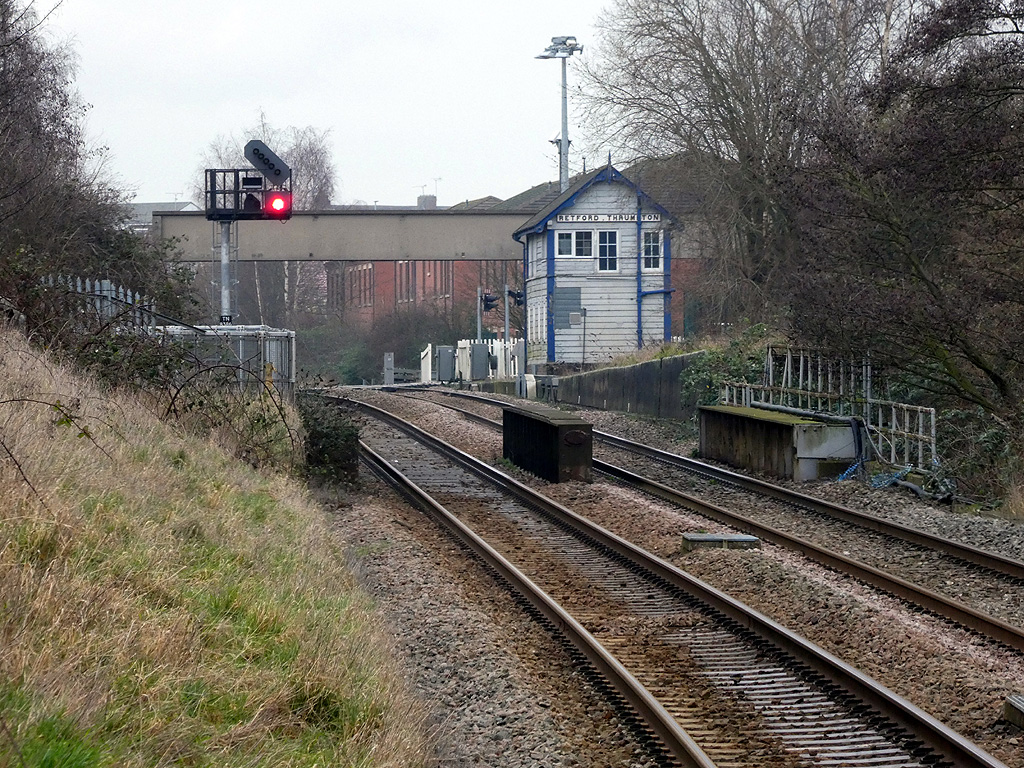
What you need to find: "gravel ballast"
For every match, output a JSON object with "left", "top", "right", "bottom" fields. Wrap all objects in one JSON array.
[{"left": 331, "top": 389, "right": 1024, "bottom": 767}]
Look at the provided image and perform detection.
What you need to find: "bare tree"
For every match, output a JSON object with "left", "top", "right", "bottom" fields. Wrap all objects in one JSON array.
[
  {"left": 0, "top": 0, "right": 195, "bottom": 336},
  {"left": 580, "top": 0, "right": 919, "bottom": 325},
  {"left": 285, "top": 125, "right": 336, "bottom": 210},
  {"left": 0, "top": 0, "right": 84, "bottom": 245},
  {"left": 193, "top": 114, "right": 337, "bottom": 209}
]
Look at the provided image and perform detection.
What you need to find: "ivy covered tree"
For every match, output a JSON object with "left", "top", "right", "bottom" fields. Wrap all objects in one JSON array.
[{"left": 787, "top": 0, "right": 1024, "bottom": 492}]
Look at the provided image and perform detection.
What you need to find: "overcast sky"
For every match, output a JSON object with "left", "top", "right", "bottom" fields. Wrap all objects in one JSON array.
[{"left": 46, "top": 1, "right": 608, "bottom": 208}]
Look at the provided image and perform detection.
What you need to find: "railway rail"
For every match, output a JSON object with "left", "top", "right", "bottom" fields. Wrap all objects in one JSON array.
[
  {"left": 340, "top": 394, "right": 1009, "bottom": 768},
  {"left": 400, "top": 388, "right": 1024, "bottom": 654}
]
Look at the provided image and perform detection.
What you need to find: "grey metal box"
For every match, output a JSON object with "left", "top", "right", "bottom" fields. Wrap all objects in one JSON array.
[
  {"left": 437, "top": 346, "right": 456, "bottom": 382},
  {"left": 470, "top": 343, "right": 490, "bottom": 380}
]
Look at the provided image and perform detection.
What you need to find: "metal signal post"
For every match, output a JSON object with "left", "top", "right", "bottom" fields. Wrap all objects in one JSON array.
[{"left": 204, "top": 140, "right": 293, "bottom": 323}]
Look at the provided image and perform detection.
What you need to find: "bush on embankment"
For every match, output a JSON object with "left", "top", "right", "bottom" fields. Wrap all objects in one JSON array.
[
  {"left": 0, "top": 327, "right": 430, "bottom": 767},
  {"left": 296, "top": 393, "right": 360, "bottom": 485}
]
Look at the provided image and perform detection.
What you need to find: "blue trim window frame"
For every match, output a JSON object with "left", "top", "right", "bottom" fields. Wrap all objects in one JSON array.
[
  {"left": 642, "top": 230, "right": 662, "bottom": 271},
  {"left": 598, "top": 231, "right": 618, "bottom": 271}
]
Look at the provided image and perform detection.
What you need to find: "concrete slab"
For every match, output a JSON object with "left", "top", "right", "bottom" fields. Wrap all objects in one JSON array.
[
  {"left": 1004, "top": 694, "right": 1024, "bottom": 729},
  {"left": 682, "top": 533, "right": 762, "bottom": 552},
  {"left": 699, "top": 405, "right": 858, "bottom": 481}
]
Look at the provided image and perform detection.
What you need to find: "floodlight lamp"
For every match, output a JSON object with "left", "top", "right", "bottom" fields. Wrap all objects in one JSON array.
[{"left": 536, "top": 35, "right": 583, "bottom": 59}]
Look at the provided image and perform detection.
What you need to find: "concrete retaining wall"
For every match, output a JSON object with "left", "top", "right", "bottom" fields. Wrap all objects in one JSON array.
[{"left": 555, "top": 352, "right": 702, "bottom": 421}]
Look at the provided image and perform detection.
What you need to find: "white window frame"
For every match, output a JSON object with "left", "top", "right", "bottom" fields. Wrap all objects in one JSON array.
[
  {"left": 598, "top": 230, "right": 618, "bottom": 272},
  {"left": 556, "top": 230, "right": 594, "bottom": 258},
  {"left": 556, "top": 229, "right": 622, "bottom": 271},
  {"left": 642, "top": 230, "right": 662, "bottom": 271},
  {"left": 396, "top": 260, "right": 416, "bottom": 304}
]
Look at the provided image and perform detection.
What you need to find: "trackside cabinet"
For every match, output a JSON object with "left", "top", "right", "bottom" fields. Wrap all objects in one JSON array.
[{"left": 502, "top": 403, "right": 592, "bottom": 483}]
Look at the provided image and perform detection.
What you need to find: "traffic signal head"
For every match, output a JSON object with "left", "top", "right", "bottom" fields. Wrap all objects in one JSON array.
[
  {"left": 508, "top": 289, "right": 524, "bottom": 306},
  {"left": 481, "top": 292, "right": 498, "bottom": 312},
  {"left": 264, "top": 190, "right": 292, "bottom": 220}
]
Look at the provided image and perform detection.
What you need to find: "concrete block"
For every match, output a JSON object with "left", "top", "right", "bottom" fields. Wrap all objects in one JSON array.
[
  {"left": 1005, "top": 694, "right": 1024, "bottom": 729},
  {"left": 682, "top": 533, "right": 761, "bottom": 552},
  {"left": 700, "top": 405, "right": 859, "bottom": 481}
]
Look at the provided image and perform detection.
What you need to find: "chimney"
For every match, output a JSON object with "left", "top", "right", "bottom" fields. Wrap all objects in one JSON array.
[{"left": 417, "top": 194, "right": 437, "bottom": 210}]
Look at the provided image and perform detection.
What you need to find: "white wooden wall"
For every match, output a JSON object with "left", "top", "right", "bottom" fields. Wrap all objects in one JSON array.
[{"left": 523, "top": 181, "right": 668, "bottom": 365}]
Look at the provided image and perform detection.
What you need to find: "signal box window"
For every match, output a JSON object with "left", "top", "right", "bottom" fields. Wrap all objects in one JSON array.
[
  {"left": 575, "top": 231, "right": 593, "bottom": 258},
  {"left": 598, "top": 231, "right": 617, "bottom": 271},
  {"left": 643, "top": 231, "right": 661, "bottom": 270},
  {"left": 556, "top": 231, "right": 594, "bottom": 258}
]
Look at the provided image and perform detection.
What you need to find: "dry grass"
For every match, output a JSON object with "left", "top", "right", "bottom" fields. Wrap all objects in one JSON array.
[
  {"left": 596, "top": 341, "right": 692, "bottom": 370},
  {"left": 997, "top": 482, "right": 1024, "bottom": 520},
  {"left": 0, "top": 327, "right": 431, "bottom": 767}
]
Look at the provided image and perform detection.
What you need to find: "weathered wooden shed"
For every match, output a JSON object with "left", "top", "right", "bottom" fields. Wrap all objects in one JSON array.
[{"left": 512, "top": 164, "right": 675, "bottom": 369}]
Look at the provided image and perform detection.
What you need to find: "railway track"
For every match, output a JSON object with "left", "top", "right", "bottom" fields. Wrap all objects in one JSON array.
[
  {"left": 341, "top": 394, "right": 1009, "bottom": 768},
  {"left": 399, "top": 388, "right": 1024, "bottom": 654}
]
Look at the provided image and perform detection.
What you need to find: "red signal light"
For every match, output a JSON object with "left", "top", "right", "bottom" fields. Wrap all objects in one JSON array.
[{"left": 264, "top": 190, "right": 292, "bottom": 220}]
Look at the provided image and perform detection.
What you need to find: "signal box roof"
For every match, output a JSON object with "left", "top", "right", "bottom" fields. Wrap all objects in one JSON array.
[{"left": 512, "top": 163, "right": 675, "bottom": 242}]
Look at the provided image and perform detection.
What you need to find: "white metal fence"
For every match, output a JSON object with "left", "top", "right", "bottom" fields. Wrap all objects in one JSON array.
[
  {"left": 722, "top": 346, "right": 938, "bottom": 470},
  {"left": 44, "top": 275, "right": 155, "bottom": 329}
]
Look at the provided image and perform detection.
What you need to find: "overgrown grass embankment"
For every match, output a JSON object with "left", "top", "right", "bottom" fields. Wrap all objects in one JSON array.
[{"left": 0, "top": 329, "right": 429, "bottom": 767}]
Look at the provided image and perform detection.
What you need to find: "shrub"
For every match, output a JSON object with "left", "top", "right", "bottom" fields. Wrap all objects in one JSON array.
[
  {"left": 296, "top": 394, "right": 360, "bottom": 484},
  {"left": 679, "top": 324, "right": 771, "bottom": 409}
]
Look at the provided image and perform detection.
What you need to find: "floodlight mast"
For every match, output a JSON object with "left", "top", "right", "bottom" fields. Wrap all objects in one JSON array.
[{"left": 537, "top": 36, "right": 583, "bottom": 192}]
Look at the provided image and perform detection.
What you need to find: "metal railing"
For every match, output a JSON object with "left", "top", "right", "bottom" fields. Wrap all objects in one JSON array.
[
  {"left": 721, "top": 346, "right": 938, "bottom": 470},
  {"left": 157, "top": 324, "right": 296, "bottom": 396},
  {"left": 43, "top": 275, "right": 156, "bottom": 329}
]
